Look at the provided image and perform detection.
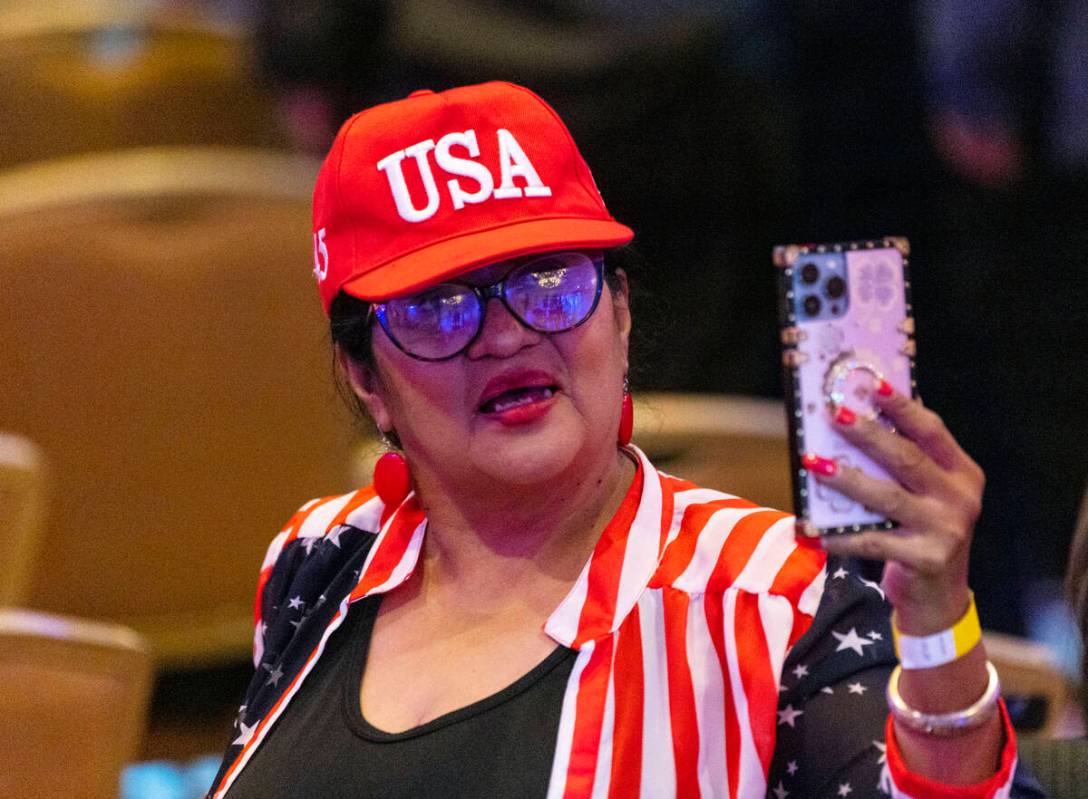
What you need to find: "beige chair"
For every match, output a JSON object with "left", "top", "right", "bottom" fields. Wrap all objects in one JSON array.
[
  {"left": 0, "top": 433, "right": 45, "bottom": 605},
  {"left": 983, "top": 631, "right": 1075, "bottom": 738},
  {"left": 0, "top": 608, "right": 153, "bottom": 799},
  {"left": 0, "top": 147, "right": 366, "bottom": 667},
  {"left": 0, "top": 3, "right": 280, "bottom": 169},
  {"left": 631, "top": 392, "right": 792, "bottom": 510}
]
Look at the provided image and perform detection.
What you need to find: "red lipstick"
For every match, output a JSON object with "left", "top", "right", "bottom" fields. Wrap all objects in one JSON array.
[{"left": 477, "top": 369, "right": 560, "bottom": 426}]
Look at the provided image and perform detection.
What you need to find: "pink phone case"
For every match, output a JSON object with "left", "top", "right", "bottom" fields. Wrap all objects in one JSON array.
[{"left": 774, "top": 237, "right": 916, "bottom": 537}]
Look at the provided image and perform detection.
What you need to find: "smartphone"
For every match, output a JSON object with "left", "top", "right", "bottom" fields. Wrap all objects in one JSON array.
[{"left": 773, "top": 237, "right": 917, "bottom": 537}]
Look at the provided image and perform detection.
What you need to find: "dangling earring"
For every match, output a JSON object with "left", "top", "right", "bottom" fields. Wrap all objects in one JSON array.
[
  {"left": 618, "top": 375, "right": 633, "bottom": 447},
  {"left": 373, "top": 434, "right": 411, "bottom": 506}
]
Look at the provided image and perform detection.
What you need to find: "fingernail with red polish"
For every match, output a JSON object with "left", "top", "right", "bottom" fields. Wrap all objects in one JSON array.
[
  {"left": 877, "top": 379, "right": 894, "bottom": 397},
  {"left": 835, "top": 405, "right": 857, "bottom": 426},
  {"left": 802, "top": 453, "right": 838, "bottom": 477}
]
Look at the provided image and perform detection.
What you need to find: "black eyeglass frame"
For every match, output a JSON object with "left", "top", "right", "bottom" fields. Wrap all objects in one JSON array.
[{"left": 369, "top": 251, "right": 606, "bottom": 362}]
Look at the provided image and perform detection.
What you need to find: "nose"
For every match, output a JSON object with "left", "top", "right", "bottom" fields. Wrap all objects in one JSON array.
[{"left": 465, "top": 296, "right": 542, "bottom": 359}]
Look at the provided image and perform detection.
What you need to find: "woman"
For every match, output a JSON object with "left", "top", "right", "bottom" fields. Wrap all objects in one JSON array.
[{"left": 208, "top": 82, "right": 1034, "bottom": 797}]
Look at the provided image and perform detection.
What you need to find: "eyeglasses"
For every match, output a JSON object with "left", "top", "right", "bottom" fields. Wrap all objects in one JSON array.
[{"left": 372, "top": 251, "right": 605, "bottom": 361}]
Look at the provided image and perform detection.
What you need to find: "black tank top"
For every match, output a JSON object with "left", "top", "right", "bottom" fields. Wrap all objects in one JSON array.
[{"left": 226, "top": 595, "right": 577, "bottom": 798}]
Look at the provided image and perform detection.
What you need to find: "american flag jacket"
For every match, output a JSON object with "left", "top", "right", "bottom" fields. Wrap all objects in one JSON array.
[{"left": 208, "top": 445, "right": 1023, "bottom": 798}]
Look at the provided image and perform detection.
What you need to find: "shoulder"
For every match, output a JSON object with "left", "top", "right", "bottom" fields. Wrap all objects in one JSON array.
[
  {"left": 650, "top": 472, "right": 826, "bottom": 610},
  {"left": 260, "top": 486, "right": 386, "bottom": 567},
  {"left": 251, "top": 486, "right": 389, "bottom": 665}
]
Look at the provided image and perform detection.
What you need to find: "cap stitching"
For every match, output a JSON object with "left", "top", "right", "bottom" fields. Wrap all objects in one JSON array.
[
  {"left": 334, "top": 112, "right": 368, "bottom": 296},
  {"left": 353, "top": 211, "right": 631, "bottom": 279}
]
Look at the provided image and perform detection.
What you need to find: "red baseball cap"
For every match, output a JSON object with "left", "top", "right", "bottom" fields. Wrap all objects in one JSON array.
[{"left": 311, "top": 81, "right": 634, "bottom": 311}]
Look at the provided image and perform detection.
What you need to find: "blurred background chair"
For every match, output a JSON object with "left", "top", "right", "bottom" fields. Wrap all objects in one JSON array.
[
  {"left": 0, "top": 146, "right": 367, "bottom": 668},
  {"left": 0, "top": 2, "right": 280, "bottom": 169},
  {"left": 631, "top": 392, "right": 792, "bottom": 510},
  {"left": 0, "top": 608, "right": 153, "bottom": 799},
  {"left": 983, "top": 631, "right": 1075, "bottom": 738},
  {"left": 0, "top": 432, "right": 45, "bottom": 606}
]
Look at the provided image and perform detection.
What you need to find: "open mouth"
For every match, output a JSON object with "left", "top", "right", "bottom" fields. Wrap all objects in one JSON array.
[{"left": 478, "top": 385, "right": 558, "bottom": 415}]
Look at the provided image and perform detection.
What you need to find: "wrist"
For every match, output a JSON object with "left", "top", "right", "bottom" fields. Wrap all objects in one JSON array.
[{"left": 892, "top": 583, "right": 971, "bottom": 636}]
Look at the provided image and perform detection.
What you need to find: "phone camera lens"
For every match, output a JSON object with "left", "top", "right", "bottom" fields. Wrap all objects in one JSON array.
[
  {"left": 800, "top": 263, "right": 820, "bottom": 284},
  {"left": 825, "top": 276, "right": 846, "bottom": 299},
  {"left": 803, "top": 295, "right": 821, "bottom": 316}
]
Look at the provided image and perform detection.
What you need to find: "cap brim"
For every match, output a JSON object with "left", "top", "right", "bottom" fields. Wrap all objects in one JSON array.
[{"left": 340, "top": 217, "right": 635, "bottom": 301}]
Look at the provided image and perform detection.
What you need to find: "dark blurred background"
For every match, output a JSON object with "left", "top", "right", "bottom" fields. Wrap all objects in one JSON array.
[{"left": 1, "top": 0, "right": 1085, "bottom": 793}]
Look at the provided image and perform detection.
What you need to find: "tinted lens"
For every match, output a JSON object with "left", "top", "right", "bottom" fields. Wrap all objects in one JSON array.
[
  {"left": 504, "top": 252, "right": 601, "bottom": 332},
  {"left": 381, "top": 285, "right": 481, "bottom": 360}
]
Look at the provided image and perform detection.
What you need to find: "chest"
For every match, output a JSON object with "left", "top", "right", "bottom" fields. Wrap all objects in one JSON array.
[
  {"left": 230, "top": 586, "right": 790, "bottom": 798},
  {"left": 360, "top": 596, "right": 562, "bottom": 733},
  {"left": 366, "top": 587, "right": 791, "bottom": 797},
  {"left": 226, "top": 597, "right": 576, "bottom": 799}
]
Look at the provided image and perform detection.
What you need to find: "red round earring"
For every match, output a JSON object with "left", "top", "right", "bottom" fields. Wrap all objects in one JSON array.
[
  {"left": 373, "top": 450, "right": 411, "bottom": 506},
  {"left": 618, "top": 377, "right": 633, "bottom": 447}
]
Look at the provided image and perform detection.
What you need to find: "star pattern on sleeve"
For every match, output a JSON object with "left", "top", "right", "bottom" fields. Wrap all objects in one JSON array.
[
  {"left": 232, "top": 720, "right": 256, "bottom": 747},
  {"left": 265, "top": 664, "right": 284, "bottom": 687},
  {"left": 771, "top": 553, "right": 1037, "bottom": 799},
  {"left": 832, "top": 627, "right": 876, "bottom": 656},
  {"left": 872, "top": 740, "right": 886, "bottom": 765},
  {"left": 326, "top": 524, "right": 346, "bottom": 549},
  {"left": 767, "top": 557, "right": 899, "bottom": 799},
  {"left": 777, "top": 704, "right": 804, "bottom": 728},
  {"left": 207, "top": 524, "right": 381, "bottom": 797},
  {"left": 857, "top": 577, "right": 886, "bottom": 601}
]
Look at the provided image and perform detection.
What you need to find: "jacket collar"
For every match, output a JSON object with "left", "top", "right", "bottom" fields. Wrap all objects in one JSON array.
[{"left": 345, "top": 445, "right": 666, "bottom": 650}]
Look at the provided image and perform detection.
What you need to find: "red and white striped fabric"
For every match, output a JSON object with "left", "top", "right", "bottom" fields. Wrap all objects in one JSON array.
[{"left": 215, "top": 444, "right": 1017, "bottom": 798}]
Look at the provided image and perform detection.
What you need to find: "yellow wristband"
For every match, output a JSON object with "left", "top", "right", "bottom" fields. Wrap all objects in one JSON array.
[{"left": 891, "top": 592, "right": 981, "bottom": 670}]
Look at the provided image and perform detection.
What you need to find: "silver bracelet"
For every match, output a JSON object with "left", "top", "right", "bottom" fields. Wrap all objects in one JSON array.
[{"left": 886, "top": 660, "right": 1001, "bottom": 737}]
